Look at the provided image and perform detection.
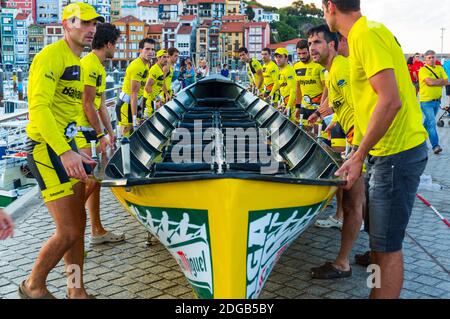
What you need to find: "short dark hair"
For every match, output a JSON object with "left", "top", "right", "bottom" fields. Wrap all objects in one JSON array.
[
  {"left": 238, "top": 47, "right": 248, "bottom": 54},
  {"left": 92, "top": 23, "right": 121, "bottom": 50},
  {"left": 223, "top": 63, "right": 227, "bottom": 67},
  {"left": 262, "top": 48, "right": 271, "bottom": 55},
  {"left": 167, "top": 47, "right": 179, "bottom": 56},
  {"left": 296, "top": 39, "right": 309, "bottom": 50},
  {"left": 322, "top": 0, "right": 360, "bottom": 13},
  {"left": 139, "top": 38, "right": 156, "bottom": 49},
  {"left": 307, "top": 24, "right": 339, "bottom": 51}
]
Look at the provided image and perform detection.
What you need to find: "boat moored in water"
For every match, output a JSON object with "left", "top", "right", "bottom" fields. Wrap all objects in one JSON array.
[{"left": 96, "top": 75, "right": 344, "bottom": 299}]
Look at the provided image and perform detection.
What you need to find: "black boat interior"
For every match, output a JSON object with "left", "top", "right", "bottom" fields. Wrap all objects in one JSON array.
[{"left": 101, "top": 76, "right": 343, "bottom": 186}]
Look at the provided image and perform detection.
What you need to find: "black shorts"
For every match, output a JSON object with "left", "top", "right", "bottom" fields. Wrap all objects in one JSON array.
[{"left": 446, "top": 85, "right": 450, "bottom": 96}]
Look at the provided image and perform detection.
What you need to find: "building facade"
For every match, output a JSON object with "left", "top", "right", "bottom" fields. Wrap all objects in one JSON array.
[
  {"left": 219, "top": 21, "right": 244, "bottom": 67},
  {"left": 225, "top": 0, "right": 239, "bottom": 15},
  {"left": 158, "top": 0, "right": 182, "bottom": 22},
  {"left": 113, "top": 15, "right": 146, "bottom": 69},
  {"left": 44, "top": 23, "right": 64, "bottom": 46},
  {"left": 28, "top": 24, "right": 45, "bottom": 63},
  {"left": 162, "top": 21, "right": 179, "bottom": 50},
  {"left": 0, "top": 9, "right": 15, "bottom": 68},
  {"left": 110, "top": 0, "right": 121, "bottom": 22},
  {"left": 36, "top": 0, "right": 66, "bottom": 24},
  {"left": 175, "top": 25, "right": 193, "bottom": 58},
  {"left": 137, "top": 1, "right": 159, "bottom": 24},
  {"left": 14, "top": 13, "right": 33, "bottom": 66},
  {"left": 2, "top": 0, "right": 36, "bottom": 23}
]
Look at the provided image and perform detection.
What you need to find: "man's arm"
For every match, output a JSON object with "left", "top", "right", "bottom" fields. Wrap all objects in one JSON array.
[
  {"left": 130, "top": 80, "right": 140, "bottom": 119},
  {"left": 270, "top": 68, "right": 280, "bottom": 97},
  {"left": 145, "top": 77, "right": 154, "bottom": 94},
  {"left": 98, "top": 94, "right": 116, "bottom": 149},
  {"left": 256, "top": 69, "right": 264, "bottom": 90},
  {"left": 336, "top": 69, "right": 402, "bottom": 189},
  {"left": 424, "top": 78, "right": 449, "bottom": 86},
  {"left": 82, "top": 85, "right": 103, "bottom": 135}
]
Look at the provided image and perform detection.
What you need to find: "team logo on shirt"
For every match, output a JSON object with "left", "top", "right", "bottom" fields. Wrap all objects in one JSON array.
[
  {"left": 64, "top": 122, "right": 78, "bottom": 139},
  {"left": 337, "top": 79, "right": 347, "bottom": 87},
  {"left": 62, "top": 86, "right": 82, "bottom": 100},
  {"left": 45, "top": 71, "right": 55, "bottom": 82}
]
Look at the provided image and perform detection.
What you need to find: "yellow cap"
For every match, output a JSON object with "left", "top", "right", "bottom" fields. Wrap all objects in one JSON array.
[
  {"left": 274, "top": 47, "right": 289, "bottom": 56},
  {"left": 62, "top": 2, "right": 104, "bottom": 22},
  {"left": 156, "top": 49, "right": 168, "bottom": 58}
]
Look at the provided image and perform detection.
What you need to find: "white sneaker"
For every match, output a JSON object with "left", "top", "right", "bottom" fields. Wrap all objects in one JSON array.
[{"left": 314, "top": 216, "right": 343, "bottom": 230}]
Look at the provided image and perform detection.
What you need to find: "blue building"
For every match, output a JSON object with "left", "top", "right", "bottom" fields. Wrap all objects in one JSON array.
[{"left": 0, "top": 9, "right": 15, "bottom": 69}]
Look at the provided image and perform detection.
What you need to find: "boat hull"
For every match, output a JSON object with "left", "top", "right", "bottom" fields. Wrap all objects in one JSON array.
[{"left": 111, "top": 178, "right": 337, "bottom": 299}]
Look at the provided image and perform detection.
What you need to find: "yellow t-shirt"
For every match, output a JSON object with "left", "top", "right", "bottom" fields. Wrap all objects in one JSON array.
[
  {"left": 77, "top": 52, "right": 106, "bottom": 127},
  {"left": 247, "top": 58, "right": 263, "bottom": 90},
  {"left": 279, "top": 64, "right": 297, "bottom": 109},
  {"left": 144, "top": 63, "right": 165, "bottom": 102},
  {"left": 262, "top": 60, "right": 280, "bottom": 97},
  {"left": 121, "top": 57, "right": 149, "bottom": 98},
  {"left": 348, "top": 16, "right": 427, "bottom": 156},
  {"left": 294, "top": 60, "right": 325, "bottom": 109},
  {"left": 328, "top": 55, "right": 354, "bottom": 135},
  {"left": 26, "top": 39, "right": 83, "bottom": 156},
  {"left": 419, "top": 65, "right": 448, "bottom": 102}
]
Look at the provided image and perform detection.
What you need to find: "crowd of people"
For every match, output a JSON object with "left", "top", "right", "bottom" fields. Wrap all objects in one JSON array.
[{"left": 1, "top": 0, "right": 449, "bottom": 300}]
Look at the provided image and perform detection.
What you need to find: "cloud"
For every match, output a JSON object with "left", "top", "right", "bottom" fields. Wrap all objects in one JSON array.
[{"left": 257, "top": 0, "right": 450, "bottom": 54}]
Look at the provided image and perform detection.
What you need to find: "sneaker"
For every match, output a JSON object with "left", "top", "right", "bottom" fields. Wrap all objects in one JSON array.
[
  {"left": 433, "top": 146, "right": 443, "bottom": 154},
  {"left": 314, "top": 215, "right": 343, "bottom": 230}
]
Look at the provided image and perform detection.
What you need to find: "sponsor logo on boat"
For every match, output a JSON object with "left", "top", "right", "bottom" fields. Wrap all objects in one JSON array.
[
  {"left": 127, "top": 203, "right": 214, "bottom": 299},
  {"left": 246, "top": 202, "right": 326, "bottom": 299}
]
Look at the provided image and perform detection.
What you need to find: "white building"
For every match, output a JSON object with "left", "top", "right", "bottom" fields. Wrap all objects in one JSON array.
[
  {"left": 14, "top": 12, "right": 33, "bottom": 66},
  {"left": 175, "top": 25, "right": 193, "bottom": 58},
  {"left": 137, "top": 1, "right": 160, "bottom": 24},
  {"left": 251, "top": 6, "right": 280, "bottom": 23}
]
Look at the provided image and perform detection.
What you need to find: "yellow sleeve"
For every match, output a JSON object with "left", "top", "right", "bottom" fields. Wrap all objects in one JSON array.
[
  {"left": 286, "top": 70, "right": 297, "bottom": 108},
  {"left": 319, "top": 66, "right": 326, "bottom": 82},
  {"left": 418, "top": 67, "right": 427, "bottom": 83},
  {"left": 332, "top": 113, "right": 339, "bottom": 123},
  {"left": 356, "top": 29, "right": 395, "bottom": 79},
  {"left": 82, "top": 58, "right": 98, "bottom": 88},
  {"left": 28, "top": 54, "right": 71, "bottom": 156},
  {"left": 130, "top": 62, "right": 143, "bottom": 82},
  {"left": 270, "top": 65, "right": 280, "bottom": 97}
]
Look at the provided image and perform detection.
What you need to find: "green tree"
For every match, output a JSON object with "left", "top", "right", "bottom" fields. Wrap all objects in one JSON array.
[{"left": 245, "top": 6, "right": 255, "bottom": 21}]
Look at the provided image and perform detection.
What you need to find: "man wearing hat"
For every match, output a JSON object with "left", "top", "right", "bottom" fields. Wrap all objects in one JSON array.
[
  {"left": 275, "top": 47, "right": 297, "bottom": 121},
  {"left": 144, "top": 50, "right": 169, "bottom": 117},
  {"left": 20, "top": 2, "right": 103, "bottom": 299}
]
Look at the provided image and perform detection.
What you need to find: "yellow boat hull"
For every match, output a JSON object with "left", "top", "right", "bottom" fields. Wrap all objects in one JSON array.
[{"left": 112, "top": 178, "right": 337, "bottom": 299}]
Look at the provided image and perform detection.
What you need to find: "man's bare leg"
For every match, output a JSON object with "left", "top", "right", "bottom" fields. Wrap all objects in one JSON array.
[
  {"left": 80, "top": 148, "right": 107, "bottom": 237},
  {"left": 370, "top": 251, "right": 404, "bottom": 299},
  {"left": 335, "top": 188, "right": 344, "bottom": 221},
  {"left": 333, "top": 176, "right": 364, "bottom": 271},
  {"left": 23, "top": 182, "right": 87, "bottom": 298}
]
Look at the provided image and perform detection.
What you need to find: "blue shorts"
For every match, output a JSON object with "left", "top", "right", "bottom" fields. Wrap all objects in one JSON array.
[{"left": 368, "top": 142, "right": 428, "bottom": 252}]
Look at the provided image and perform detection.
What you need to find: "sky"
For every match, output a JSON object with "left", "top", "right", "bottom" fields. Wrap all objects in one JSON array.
[{"left": 257, "top": 0, "right": 450, "bottom": 54}]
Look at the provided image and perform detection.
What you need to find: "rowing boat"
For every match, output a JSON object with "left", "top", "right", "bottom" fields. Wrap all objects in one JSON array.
[{"left": 96, "top": 75, "right": 343, "bottom": 299}]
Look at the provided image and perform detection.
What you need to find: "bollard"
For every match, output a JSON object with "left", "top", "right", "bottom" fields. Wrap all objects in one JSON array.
[{"left": 17, "top": 68, "right": 24, "bottom": 101}]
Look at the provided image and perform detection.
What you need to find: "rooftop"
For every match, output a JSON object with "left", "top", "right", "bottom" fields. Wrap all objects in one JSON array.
[
  {"left": 114, "top": 15, "right": 144, "bottom": 24},
  {"left": 267, "top": 38, "right": 303, "bottom": 50},
  {"left": 146, "top": 24, "right": 164, "bottom": 33},
  {"left": 137, "top": 1, "right": 158, "bottom": 7},
  {"left": 220, "top": 22, "right": 245, "bottom": 33},
  {"left": 177, "top": 25, "right": 193, "bottom": 35}
]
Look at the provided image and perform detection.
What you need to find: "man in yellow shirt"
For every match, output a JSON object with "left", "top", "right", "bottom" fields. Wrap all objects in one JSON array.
[
  {"left": 161, "top": 47, "right": 179, "bottom": 103},
  {"left": 238, "top": 47, "right": 264, "bottom": 93},
  {"left": 274, "top": 47, "right": 297, "bottom": 121},
  {"left": 144, "top": 50, "right": 168, "bottom": 117},
  {"left": 419, "top": 50, "right": 449, "bottom": 154},
  {"left": 116, "top": 38, "right": 155, "bottom": 136},
  {"left": 21, "top": 2, "right": 101, "bottom": 299},
  {"left": 323, "top": 0, "right": 428, "bottom": 299},
  {"left": 294, "top": 39, "right": 327, "bottom": 126},
  {"left": 261, "top": 47, "right": 280, "bottom": 105},
  {"left": 75, "top": 22, "right": 125, "bottom": 246},
  {"left": 307, "top": 24, "right": 363, "bottom": 280}
]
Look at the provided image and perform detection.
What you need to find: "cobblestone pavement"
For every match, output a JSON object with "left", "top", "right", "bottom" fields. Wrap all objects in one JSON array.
[{"left": 1, "top": 124, "right": 449, "bottom": 299}]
